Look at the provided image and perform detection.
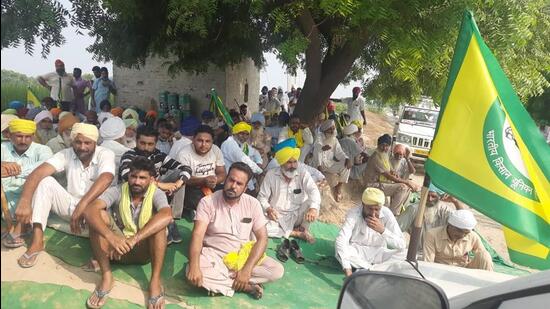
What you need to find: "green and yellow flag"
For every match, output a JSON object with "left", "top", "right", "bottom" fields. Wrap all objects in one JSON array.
[
  {"left": 209, "top": 89, "right": 234, "bottom": 129},
  {"left": 425, "top": 12, "right": 550, "bottom": 270},
  {"left": 27, "top": 87, "right": 41, "bottom": 107}
]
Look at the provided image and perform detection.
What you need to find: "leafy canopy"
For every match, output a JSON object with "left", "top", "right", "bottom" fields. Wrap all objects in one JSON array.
[{"left": 2, "top": 0, "right": 549, "bottom": 107}]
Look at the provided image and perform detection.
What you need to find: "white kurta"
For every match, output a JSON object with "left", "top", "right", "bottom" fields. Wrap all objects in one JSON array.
[
  {"left": 257, "top": 166, "right": 321, "bottom": 238},
  {"left": 220, "top": 136, "right": 263, "bottom": 174},
  {"left": 339, "top": 137, "right": 367, "bottom": 180},
  {"left": 335, "top": 206, "right": 406, "bottom": 270},
  {"left": 312, "top": 135, "right": 350, "bottom": 183},
  {"left": 100, "top": 139, "right": 131, "bottom": 185},
  {"left": 266, "top": 159, "right": 325, "bottom": 183}
]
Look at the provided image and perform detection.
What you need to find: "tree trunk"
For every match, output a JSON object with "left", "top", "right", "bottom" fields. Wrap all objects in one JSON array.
[{"left": 292, "top": 9, "right": 369, "bottom": 123}]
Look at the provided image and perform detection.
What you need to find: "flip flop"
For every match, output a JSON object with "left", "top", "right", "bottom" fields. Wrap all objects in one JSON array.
[
  {"left": 86, "top": 288, "right": 111, "bottom": 309},
  {"left": 290, "top": 240, "right": 305, "bottom": 264},
  {"left": 276, "top": 239, "right": 290, "bottom": 262},
  {"left": 2, "top": 233, "right": 25, "bottom": 248},
  {"left": 148, "top": 286, "right": 165, "bottom": 309},
  {"left": 17, "top": 251, "right": 41, "bottom": 268}
]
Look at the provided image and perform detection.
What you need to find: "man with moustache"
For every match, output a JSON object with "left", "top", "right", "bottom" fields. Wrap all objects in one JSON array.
[
  {"left": 14, "top": 123, "right": 115, "bottom": 268},
  {"left": 397, "top": 184, "right": 466, "bottom": 249},
  {"left": 278, "top": 115, "right": 314, "bottom": 162},
  {"left": 1, "top": 119, "right": 53, "bottom": 247},
  {"left": 258, "top": 146, "right": 320, "bottom": 243},
  {"left": 173, "top": 125, "right": 226, "bottom": 218},
  {"left": 84, "top": 157, "right": 171, "bottom": 308},
  {"left": 186, "top": 163, "right": 284, "bottom": 299},
  {"left": 37, "top": 59, "right": 75, "bottom": 111},
  {"left": 312, "top": 119, "right": 351, "bottom": 202},
  {"left": 335, "top": 187, "right": 406, "bottom": 276},
  {"left": 390, "top": 143, "right": 416, "bottom": 181},
  {"left": 364, "top": 134, "right": 418, "bottom": 215}
]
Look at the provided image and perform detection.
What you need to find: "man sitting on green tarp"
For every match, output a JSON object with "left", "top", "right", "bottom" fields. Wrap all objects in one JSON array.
[{"left": 84, "top": 157, "right": 171, "bottom": 309}]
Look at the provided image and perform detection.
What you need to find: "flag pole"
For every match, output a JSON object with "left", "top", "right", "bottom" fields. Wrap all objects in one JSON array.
[{"left": 406, "top": 173, "right": 431, "bottom": 262}]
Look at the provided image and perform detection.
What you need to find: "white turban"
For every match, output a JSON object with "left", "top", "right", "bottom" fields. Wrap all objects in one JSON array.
[
  {"left": 343, "top": 124, "right": 359, "bottom": 136},
  {"left": 34, "top": 110, "right": 53, "bottom": 124},
  {"left": 448, "top": 210, "right": 477, "bottom": 230},
  {"left": 100, "top": 117, "right": 126, "bottom": 141},
  {"left": 1, "top": 114, "right": 19, "bottom": 132},
  {"left": 71, "top": 123, "right": 99, "bottom": 142},
  {"left": 98, "top": 112, "right": 114, "bottom": 125},
  {"left": 320, "top": 119, "right": 335, "bottom": 132}
]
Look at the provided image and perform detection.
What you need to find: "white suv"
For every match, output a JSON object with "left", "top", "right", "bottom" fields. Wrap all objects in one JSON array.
[{"left": 393, "top": 105, "right": 439, "bottom": 161}]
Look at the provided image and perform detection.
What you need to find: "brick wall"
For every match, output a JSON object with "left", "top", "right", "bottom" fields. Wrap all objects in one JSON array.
[{"left": 113, "top": 56, "right": 260, "bottom": 115}]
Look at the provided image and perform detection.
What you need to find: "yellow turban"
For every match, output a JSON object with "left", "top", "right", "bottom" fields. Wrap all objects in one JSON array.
[
  {"left": 8, "top": 119, "right": 36, "bottom": 134},
  {"left": 71, "top": 123, "right": 99, "bottom": 142},
  {"left": 3, "top": 109, "right": 17, "bottom": 115},
  {"left": 362, "top": 187, "right": 385, "bottom": 206},
  {"left": 232, "top": 121, "right": 252, "bottom": 134},
  {"left": 275, "top": 147, "right": 301, "bottom": 165}
]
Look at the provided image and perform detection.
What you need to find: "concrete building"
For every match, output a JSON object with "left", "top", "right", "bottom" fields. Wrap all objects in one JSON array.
[{"left": 113, "top": 56, "right": 260, "bottom": 115}]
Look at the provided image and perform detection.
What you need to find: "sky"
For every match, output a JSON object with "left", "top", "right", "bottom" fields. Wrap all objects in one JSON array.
[{"left": 1, "top": 19, "right": 356, "bottom": 98}]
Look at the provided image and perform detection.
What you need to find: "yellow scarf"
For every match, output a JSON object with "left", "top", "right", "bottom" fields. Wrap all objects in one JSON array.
[
  {"left": 288, "top": 128, "right": 304, "bottom": 148},
  {"left": 223, "top": 241, "right": 266, "bottom": 271},
  {"left": 119, "top": 182, "right": 157, "bottom": 237},
  {"left": 377, "top": 151, "right": 392, "bottom": 183}
]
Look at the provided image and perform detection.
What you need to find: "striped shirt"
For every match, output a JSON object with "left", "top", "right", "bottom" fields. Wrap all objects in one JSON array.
[{"left": 119, "top": 148, "right": 191, "bottom": 182}]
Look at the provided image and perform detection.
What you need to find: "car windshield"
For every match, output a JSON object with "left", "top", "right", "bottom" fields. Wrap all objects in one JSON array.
[{"left": 402, "top": 109, "right": 438, "bottom": 125}]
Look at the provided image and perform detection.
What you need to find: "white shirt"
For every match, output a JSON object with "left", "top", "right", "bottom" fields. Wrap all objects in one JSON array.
[
  {"left": 176, "top": 143, "right": 225, "bottom": 178},
  {"left": 100, "top": 140, "right": 131, "bottom": 179},
  {"left": 257, "top": 166, "right": 321, "bottom": 213},
  {"left": 266, "top": 159, "right": 325, "bottom": 183},
  {"left": 38, "top": 72, "right": 75, "bottom": 101},
  {"left": 220, "top": 136, "right": 263, "bottom": 174},
  {"left": 312, "top": 136, "right": 348, "bottom": 169},
  {"left": 344, "top": 96, "right": 366, "bottom": 122},
  {"left": 168, "top": 136, "right": 192, "bottom": 159},
  {"left": 46, "top": 146, "right": 115, "bottom": 198},
  {"left": 335, "top": 206, "right": 405, "bottom": 269}
]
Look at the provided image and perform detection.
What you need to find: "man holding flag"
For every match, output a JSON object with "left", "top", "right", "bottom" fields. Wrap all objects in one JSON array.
[{"left": 423, "top": 11, "right": 549, "bottom": 270}]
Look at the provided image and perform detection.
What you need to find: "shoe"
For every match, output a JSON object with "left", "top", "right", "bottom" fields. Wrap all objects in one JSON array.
[
  {"left": 276, "top": 239, "right": 290, "bottom": 262},
  {"left": 170, "top": 222, "right": 183, "bottom": 244},
  {"left": 166, "top": 225, "right": 174, "bottom": 246}
]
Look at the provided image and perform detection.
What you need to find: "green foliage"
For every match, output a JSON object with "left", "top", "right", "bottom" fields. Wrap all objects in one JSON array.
[
  {"left": 3, "top": 0, "right": 549, "bottom": 109},
  {"left": 1, "top": 0, "right": 69, "bottom": 57},
  {"left": 1, "top": 70, "right": 50, "bottom": 111}
]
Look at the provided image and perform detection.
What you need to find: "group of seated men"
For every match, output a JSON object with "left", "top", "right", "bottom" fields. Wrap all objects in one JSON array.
[{"left": 1, "top": 105, "right": 493, "bottom": 308}]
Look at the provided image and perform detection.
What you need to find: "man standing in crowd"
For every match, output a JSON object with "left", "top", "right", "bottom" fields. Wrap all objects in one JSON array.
[
  {"left": 37, "top": 59, "right": 75, "bottom": 111},
  {"left": 91, "top": 67, "right": 117, "bottom": 113}
]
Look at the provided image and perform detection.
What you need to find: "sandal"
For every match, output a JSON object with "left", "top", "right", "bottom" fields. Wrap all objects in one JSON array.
[
  {"left": 17, "top": 251, "right": 41, "bottom": 268},
  {"left": 276, "top": 239, "right": 290, "bottom": 262},
  {"left": 148, "top": 286, "right": 165, "bottom": 309},
  {"left": 2, "top": 233, "right": 25, "bottom": 248},
  {"left": 86, "top": 288, "right": 112, "bottom": 309},
  {"left": 289, "top": 240, "right": 305, "bottom": 264}
]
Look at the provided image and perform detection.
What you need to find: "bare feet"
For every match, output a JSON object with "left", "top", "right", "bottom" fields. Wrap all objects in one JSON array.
[
  {"left": 245, "top": 283, "right": 264, "bottom": 299},
  {"left": 290, "top": 230, "right": 316, "bottom": 244}
]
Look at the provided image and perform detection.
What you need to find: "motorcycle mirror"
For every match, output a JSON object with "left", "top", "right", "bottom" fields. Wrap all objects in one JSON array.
[{"left": 338, "top": 271, "right": 449, "bottom": 309}]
